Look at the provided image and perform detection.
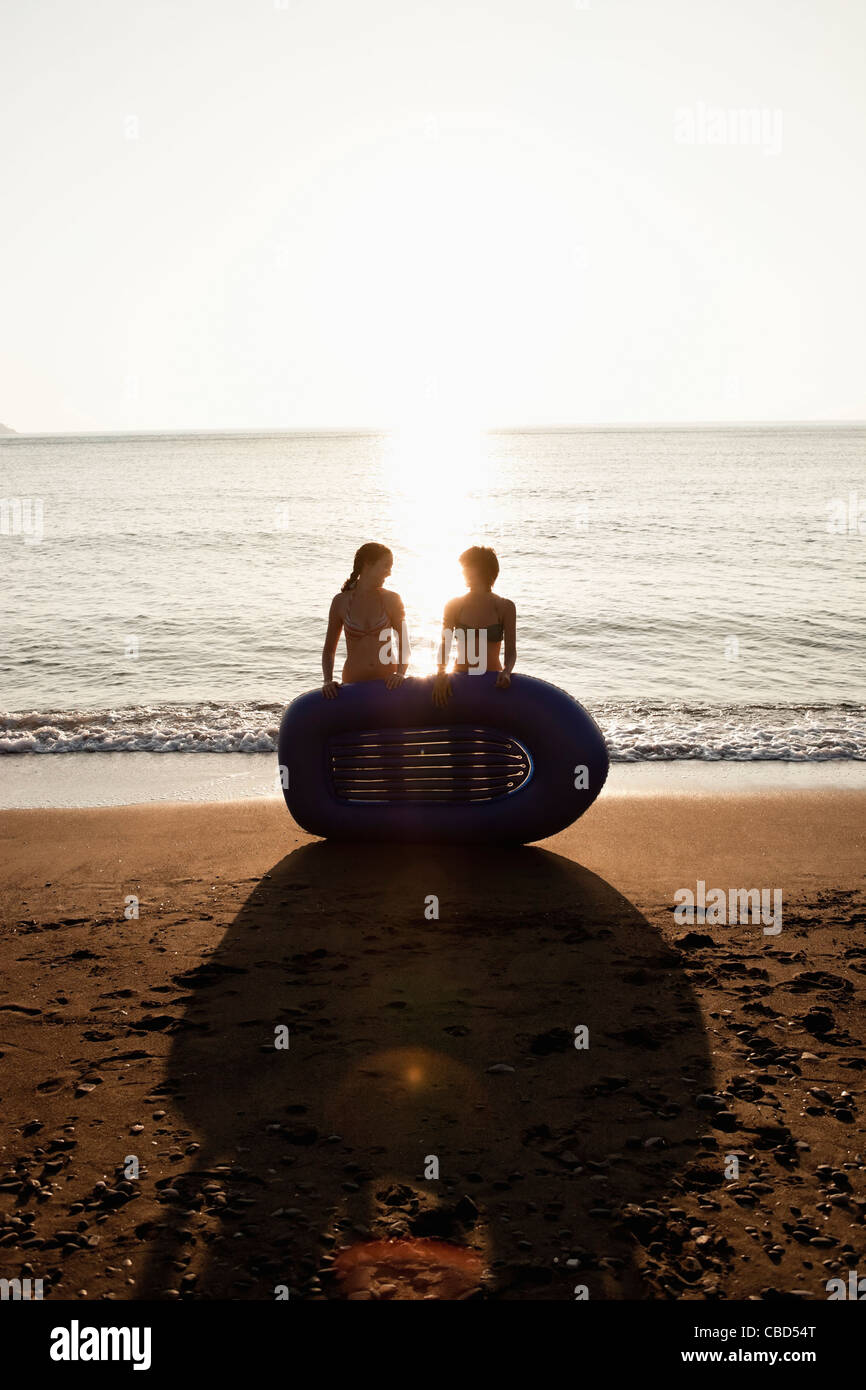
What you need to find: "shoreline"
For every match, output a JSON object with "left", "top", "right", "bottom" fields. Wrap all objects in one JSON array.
[
  {"left": 1, "top": 792, "right": 864, "bottom": 1300},
  {"left": 2, "top": 753, "right": 866, "bottom": 809}
]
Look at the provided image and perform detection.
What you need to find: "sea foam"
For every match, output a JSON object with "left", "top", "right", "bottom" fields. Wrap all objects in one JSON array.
[{"left": 1, "top": 700, "right": 863, "bottom": 760}]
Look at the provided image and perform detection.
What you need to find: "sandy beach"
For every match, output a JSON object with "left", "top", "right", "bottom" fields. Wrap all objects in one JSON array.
[{"left": 1, "top": 789, "right": 863, "bottom": 1301}]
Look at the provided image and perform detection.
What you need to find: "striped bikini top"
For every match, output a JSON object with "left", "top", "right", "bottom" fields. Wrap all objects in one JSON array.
[{"left": 343, "top": 588, "right": 391, "bottom": 639}]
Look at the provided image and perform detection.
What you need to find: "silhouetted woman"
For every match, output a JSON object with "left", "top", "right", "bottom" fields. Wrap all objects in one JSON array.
[
  {"left": 322, "top": 542, "right": 409, "bottom": 697},
  {"left": 433, "top": 545, "right": 516, "bottom": 708}
]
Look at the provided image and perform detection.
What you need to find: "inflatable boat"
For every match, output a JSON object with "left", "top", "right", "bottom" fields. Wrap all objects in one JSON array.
[{"left": 277, "top": 672, "right": 608, "bottom": 844}]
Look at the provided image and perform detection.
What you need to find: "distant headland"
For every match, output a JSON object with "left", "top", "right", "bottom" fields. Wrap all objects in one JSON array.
[{"left": 0, "top": 422, "right": 17, "bottom": 435}]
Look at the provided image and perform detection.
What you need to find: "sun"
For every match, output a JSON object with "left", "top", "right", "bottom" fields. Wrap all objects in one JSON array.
[{"left": 378, "top": 413, "right": 499, "bottom": 675}]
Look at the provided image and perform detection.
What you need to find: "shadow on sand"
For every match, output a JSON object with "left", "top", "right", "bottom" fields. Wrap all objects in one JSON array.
[{"left": 139, "top": 841, "right": 712, "bottom": 1299}]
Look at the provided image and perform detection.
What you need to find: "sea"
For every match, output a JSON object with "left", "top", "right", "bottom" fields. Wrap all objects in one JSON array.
[{"left": 1, "top": 424, "right": 864, "bottom": 805}]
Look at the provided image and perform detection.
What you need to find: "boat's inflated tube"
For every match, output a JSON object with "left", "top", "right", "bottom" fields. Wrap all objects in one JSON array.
[{"left": 277, "top": 672, "right": 608, "bottom": 844}]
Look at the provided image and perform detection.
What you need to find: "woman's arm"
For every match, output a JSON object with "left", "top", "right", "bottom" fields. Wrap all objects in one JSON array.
[
  {"left": 321, "top": 595, "right": 344, "bottom": 697},
  {"left": 433, "top": 601, "right": 455, "bottom": 707},
  {"left": 496, "top": 598, "right": 517, "bottom": 688},
  {"left": 436, "top": 600, "right": 456, "bottom": 672},
  {"left": 384, "top": 592, "right": 409, "bottom": 688}
]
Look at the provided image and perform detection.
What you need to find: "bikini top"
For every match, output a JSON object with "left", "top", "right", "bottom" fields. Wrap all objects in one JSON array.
[
  {"left": 343, "top": 589, "right": 391, "bottom": 639},
  {"left": 452, "top": 604, "right": 504, "bottom": 644}
]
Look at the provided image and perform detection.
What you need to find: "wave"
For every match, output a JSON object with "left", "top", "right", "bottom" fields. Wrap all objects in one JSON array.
[{"left": 1, "top": 699, "right": 864, "bottom": 760}]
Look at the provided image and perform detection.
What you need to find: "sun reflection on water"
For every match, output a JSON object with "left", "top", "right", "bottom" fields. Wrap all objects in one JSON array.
[{"left": 379, "top": 420, "right": 501, "bottom": 676}]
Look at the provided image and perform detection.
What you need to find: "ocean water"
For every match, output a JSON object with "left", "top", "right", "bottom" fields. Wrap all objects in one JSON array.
[{"left": 1, "top": 425, "right": 864, "bottom": 763}]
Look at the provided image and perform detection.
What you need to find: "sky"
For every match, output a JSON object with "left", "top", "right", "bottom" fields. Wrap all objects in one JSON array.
[{"left": 1, "top": 0, "right": 864, "bottom": 433}]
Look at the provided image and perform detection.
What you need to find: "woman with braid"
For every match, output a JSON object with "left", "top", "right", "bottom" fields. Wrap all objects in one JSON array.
[{"left": 321, "top": 542, "right": 409, "bottom": 698}]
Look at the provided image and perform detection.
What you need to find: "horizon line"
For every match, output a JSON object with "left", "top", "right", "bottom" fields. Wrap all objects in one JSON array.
[{"left": 2, "top": 417, "right": 865, "bottom": 439}]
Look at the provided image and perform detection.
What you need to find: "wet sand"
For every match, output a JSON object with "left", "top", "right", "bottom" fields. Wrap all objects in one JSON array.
[{"left": 0, "top": 791, "right": 864, "bottom": 1300}]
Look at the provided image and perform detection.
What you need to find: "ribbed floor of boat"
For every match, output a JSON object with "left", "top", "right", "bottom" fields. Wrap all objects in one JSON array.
[{"left": 329, "top": 725, "right": 532, "bottom": 804}]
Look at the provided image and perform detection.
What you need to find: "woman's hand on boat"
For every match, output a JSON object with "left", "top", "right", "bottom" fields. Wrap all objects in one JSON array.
[
  {"left": 432, "top": 672, "right": 452, "bottom": 707},
  {"left": 495, "top": 671, "right": 512, "bottom": 690},
  {"left": 385, "top": 671, "right": 405, "bottom": 690},
  {"left": 322, "top": 680, "right": 340, "bottom": 699}
]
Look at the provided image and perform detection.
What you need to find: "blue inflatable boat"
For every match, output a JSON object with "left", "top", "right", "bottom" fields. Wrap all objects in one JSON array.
[{"left": 277, "top": 672, "right": 607, "bottom": 844}]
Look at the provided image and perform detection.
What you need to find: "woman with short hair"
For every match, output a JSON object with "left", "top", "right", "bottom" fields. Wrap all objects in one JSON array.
[{"left": 433, "top": 545, "right": 516, "bottom": 708}]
